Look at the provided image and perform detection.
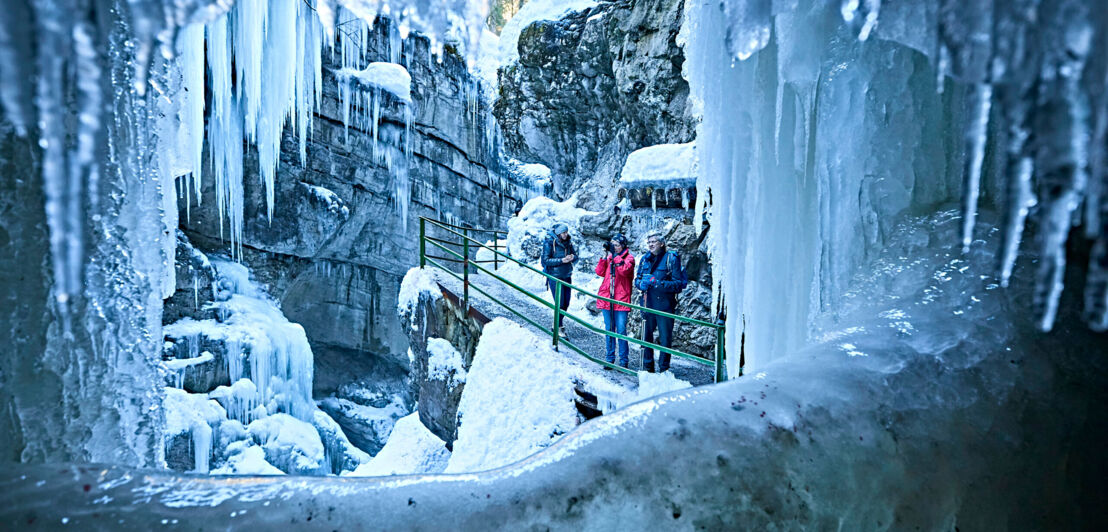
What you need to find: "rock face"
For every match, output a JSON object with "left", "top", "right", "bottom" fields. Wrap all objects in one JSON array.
[
  {"left": 495, "top": 0, "right": 695, "bottom": 206},
  {"left": 174, "top": 18, "right": 529, "bottom": 392},
  {"left": 400, "top": 282, "right": 483, "bottom": 444}
]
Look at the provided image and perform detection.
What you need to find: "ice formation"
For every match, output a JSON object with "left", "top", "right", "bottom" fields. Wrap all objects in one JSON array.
[
  {"left": 682, "top": 0, "right": 1108, "bottom": 376},
  {"left": 161, "top": 258, "right": 365, "bottom": 475}
]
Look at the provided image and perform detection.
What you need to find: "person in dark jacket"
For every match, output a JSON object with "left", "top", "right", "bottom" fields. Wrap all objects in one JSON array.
[
  {"left": 595, "top": 234, "right": 635, "bottom": 368},
  {"left": 542, "top": 222, "right": 577, "bottom": 337},
  {"left": 634, "top": 232, "right": 688, "bottom": 373}
]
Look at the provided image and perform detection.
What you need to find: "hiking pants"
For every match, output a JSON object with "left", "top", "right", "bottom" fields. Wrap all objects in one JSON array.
[
  {"left": 642, "top": 310, "right": 675, "bottom": 372},
  {"left": 548, "top": 278, "right": 571, "bottom": 329},
  {"left": 602, "top": 309, "right": 629, "bottom": 366}
]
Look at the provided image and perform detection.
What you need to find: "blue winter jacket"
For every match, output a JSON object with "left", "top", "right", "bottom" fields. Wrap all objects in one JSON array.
[
  {"left": 541, "top": 232, "right": 577, "bottom": 280},
  {"left": 634, "top": 250, "right": 688, "bottom": 313}
]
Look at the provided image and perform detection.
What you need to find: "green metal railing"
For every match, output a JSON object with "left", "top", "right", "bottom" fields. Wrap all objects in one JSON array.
[{"left": 418, "top": 217, "right": 728, "bottom": 383}]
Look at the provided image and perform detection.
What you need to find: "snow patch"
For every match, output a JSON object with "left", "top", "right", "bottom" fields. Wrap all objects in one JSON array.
[
  {"left": 346, "top": 413, "right": 450, "bottom": 477},
  {"left": 427, "top": 338, "right": 467, "bottom": 387},
  {"left": 619, "top": 142, "right": 698, "bottom": 189},
  {"left": 247, "top": 413, "right": 326, "bottom": 475},
  {"left": 399, "top": 267, "right": 442, "bottom": 313},
  {"left": 335, "top": 62, "right": 412, "bottom": 103},
  {"left": 446, "top": 319, "right": 580, "bottom": 473},
  {"left": 211, "top": 441, "right": 284, "bottom": 476}
]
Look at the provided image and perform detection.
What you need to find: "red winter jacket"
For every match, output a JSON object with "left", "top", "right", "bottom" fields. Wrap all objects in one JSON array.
[{"left": 595, "top": 249, "right": 636, "bottom": 312}]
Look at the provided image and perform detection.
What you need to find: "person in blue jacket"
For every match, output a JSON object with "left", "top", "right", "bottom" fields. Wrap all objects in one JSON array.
[
  {"left": 634, "top": 232, "right": 688, "bottom": 373},
  {"left": 542, "top": 222, "right": 577, "bottom": 337}
]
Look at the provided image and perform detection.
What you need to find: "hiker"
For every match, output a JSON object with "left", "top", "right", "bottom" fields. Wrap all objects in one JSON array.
[
  {"left": 634, "top": 232, "right": 688, "bottom": 373},
  {"left": 542, "top": 222, "right": 577, "bottom": 337},
  {"left": 595, "top": 234, "right": 635, "bottom": 368}
]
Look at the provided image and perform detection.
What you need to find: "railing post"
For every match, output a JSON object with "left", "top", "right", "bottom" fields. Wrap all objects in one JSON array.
[
  {"left": 419, "top": 218, "right": 426, "bottom": 269},
  {"left": 552, "top": 278, "right": 561, "bottom": 350},
  {"left": 463, "top": 228, "right": 470, "bottom": 309},
  {"left": 493, "top": 236, "right": 499, "bottom": 271},
  {"left": 715, "top": 323, "right": 726, "bottom": 383}
]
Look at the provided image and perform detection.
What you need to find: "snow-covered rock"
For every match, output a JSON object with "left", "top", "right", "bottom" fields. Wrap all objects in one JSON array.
[
  {"left": 317, "top": 395, "right": 409, "bottom": 456},
  {"left": 211, "top": 441, "right": 285, "bottom": 476},
  {"left": 247, "top": 414, "right": 327, "bottom": 475},
  {"left": 335, "top": 62, "right": 412, "bottom": 104},
  {"left": 347, "top": 413, "right": 450, "bottom": 477},
  {"left": 618, "top": 142, "right": 698, "bottom": 190},
  {"left": 499, "top": 0, "right": 599, "bottom": 65},
  {"left": 505, "top": 195, "right": 594, "bottom": 264}
]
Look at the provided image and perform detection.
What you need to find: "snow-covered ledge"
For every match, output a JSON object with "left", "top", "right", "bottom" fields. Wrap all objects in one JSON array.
[{"left": 3, "top": 216, "right": 1101, "bottom": 529}]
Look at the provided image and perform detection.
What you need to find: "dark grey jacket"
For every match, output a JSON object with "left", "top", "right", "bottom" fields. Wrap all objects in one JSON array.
[{"left": 541, "top": 232, "right": 577, "bottom": 279}]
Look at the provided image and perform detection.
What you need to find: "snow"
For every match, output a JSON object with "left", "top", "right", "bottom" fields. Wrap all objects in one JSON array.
[
  {"left": 247, "top": 413, "right": 326, "bottom": 475},
  {"left": 300, "top": 182, "right": 350, "bottom": 218},
  {"left": 445, "top": 319, "right": 581, "bottom": 473},
  {"left": 499, "top": 0, "right": 599, "bottom": 65},
  {"left": 346, "top": 413, "right": 450, "bottom": 477},
  {"left": 505, "top": 195, "right": 594, "bottom": 260},
  {"left": 335, "top": 62, "right": 413, "bottom": 104},
  {"left": 163, "top": 350, "right": 214, "bottom": 372},
  {"left": 426, "top": 338, "right": 467, "bottom": 387},
  {"left": 618, "top": 142, "right": 698, "bottom": 189},
  {"left": 399, "top": 267, "right": 443, "bottom": 313},
  {"left": 211, "top": 442, "right": 284, "bottom": 476}
]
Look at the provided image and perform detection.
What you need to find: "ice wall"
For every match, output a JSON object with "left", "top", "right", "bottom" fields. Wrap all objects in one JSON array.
[
  {"left": 682, "top": 0, "right": 1108, "bottom": 374},
  {"left": 0, "top": 0, "right": 495, "bottom": 466}
]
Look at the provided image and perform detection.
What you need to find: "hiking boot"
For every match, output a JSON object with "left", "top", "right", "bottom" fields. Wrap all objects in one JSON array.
[{"left": 559, "top": 326, "right": 568, "bottom": 337}]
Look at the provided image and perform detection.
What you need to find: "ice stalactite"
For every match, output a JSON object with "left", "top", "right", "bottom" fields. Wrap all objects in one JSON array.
[
  {"left": 336, "top": 60, "right": 414, "bottom": 227},
  {"left": 961, "top": 82, "right": 992, "bottom": 254},
  {"left": 178, "top": 23, "right": 205, "bottom": 209},
  {"left": 686, "top": 0, "right": 1107, "bottom": 373}
]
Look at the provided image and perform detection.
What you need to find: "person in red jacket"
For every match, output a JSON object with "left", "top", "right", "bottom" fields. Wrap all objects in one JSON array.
[{"left": 595, "top": 234, "right": 635, "bottom": 368}]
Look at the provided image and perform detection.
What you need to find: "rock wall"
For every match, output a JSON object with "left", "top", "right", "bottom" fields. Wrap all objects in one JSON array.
[
  {"left": 176, "top": 18, "right": 529, "bottom": 392},
  {"left": 495, "top": 0, "right": 695, "bottom": 206},
  {"left": 401, "top": 286, "right": 484, "bottom": 444}
]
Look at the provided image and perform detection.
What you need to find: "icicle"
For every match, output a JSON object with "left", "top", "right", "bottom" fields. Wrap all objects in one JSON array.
[
  {"left": 682, "top": 188, "right": 690, "bottom": 210},
  {"left": 1031, "top": 55, "right": 1091, "bottom": 331},
  {"left": 857, "top": 0, "right": 881, "bottom": 42},
  {"left": 960, "top": 82, "right": 992, "bottom": 253},
  {"left": 389, "top": 22, "right": 402, "bottom": 64},
  {"left": 372, "top": 91, "right": 381, "bottom": 161},
  {"left": 998, "top": 155, "right": 1035, "bottom": 287},
  {"left": 234, "top": 0, "right": 267, "bottom": 142},
  {"left": 178, "top": 24, "right": 206, "bottom": 204},
  {"left": 651, "top": 188, "right": 657, "bottom": 212}
]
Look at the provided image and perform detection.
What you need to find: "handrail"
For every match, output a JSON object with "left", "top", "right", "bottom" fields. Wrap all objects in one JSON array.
[
  {"left": 419, "top": 217, "right": 727, "bottom": 382},
  {"left": 426, "top": 218, "right": 508, "bottom": 237},
  {"left": 425, "top": 218, "right": 716, "bottom": 326}
]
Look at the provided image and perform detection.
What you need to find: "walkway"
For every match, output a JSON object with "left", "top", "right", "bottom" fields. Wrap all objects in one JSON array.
[{"left": 431, "top": 265, "right": 715, "bottom": 388}]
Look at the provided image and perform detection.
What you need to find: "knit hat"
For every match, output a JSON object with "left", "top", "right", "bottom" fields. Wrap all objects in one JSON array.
[
  {"left": 611, "top": 233, "right": 629, "bottom": 248},
  {"left": 552, "top": 222, "right": 569, "bottom": 235}
]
